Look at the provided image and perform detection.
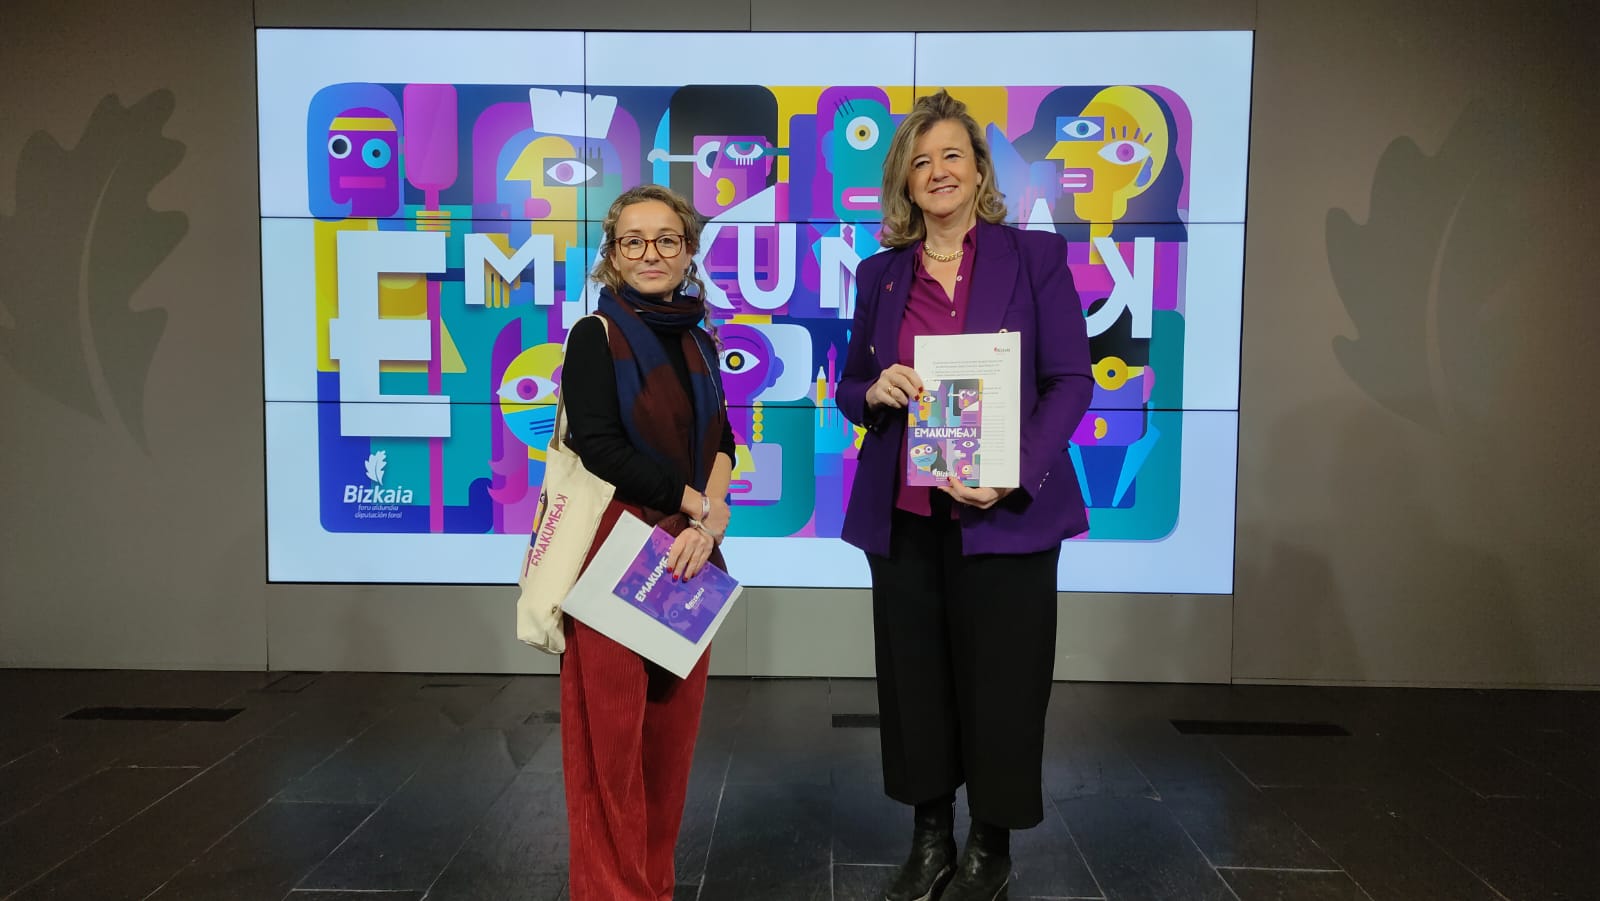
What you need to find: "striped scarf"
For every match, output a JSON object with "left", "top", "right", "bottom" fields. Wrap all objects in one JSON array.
[{"left": 595, "top": 285, "right": 726, "bottom": 500}]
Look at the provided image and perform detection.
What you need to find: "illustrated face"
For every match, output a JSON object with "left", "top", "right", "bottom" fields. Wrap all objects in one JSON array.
[
  {"left": 610, "top": 200, "right": 694, "bottom": 298},
  {"left": 327, "top": 109, "right": 400, "bottom": 217},
  {"left": 827, "top": 98, "right": 893, "bottom": 220},
  {"left": 1044, "top": 86, "right": 1169, "bottom": 223},
  {"left": 504, "top": 135, "right": 584, "bottom": 221},
  {"left": 497, "top": 343, "right": 565, "bottom": 452},
  {"left": 956, "top": 388, "right": 979, "bottom": 410},
  {"left": 718, "top": 324, "right": 784, "bottom": 403},
  {"left": 910, "top": 442, "right": 938, "bottom": 468},
  {"left": 958, "top": 461, "right": 975, "bottom": 480},
  {"left": 696, "top": 134, "right": 774, "bottom": 215},
  {"left": 907, "top": 118, "right": 980, "bottom": 224}
]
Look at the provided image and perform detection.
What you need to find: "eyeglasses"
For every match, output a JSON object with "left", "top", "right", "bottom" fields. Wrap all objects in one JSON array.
[{"left": 615, "top": 234, "right": 686, "bottom": 260}]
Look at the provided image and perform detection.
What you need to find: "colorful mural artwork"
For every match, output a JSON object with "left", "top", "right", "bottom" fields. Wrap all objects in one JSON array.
[{"left": 260, "top": 31, "right": 1250, "bottom": 589}]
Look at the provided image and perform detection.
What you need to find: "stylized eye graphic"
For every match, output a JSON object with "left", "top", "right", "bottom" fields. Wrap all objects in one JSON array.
[
  {"left": 1057, "top": 117, "right": 1104, "bottom": 141},
  {"left": 498, "top": 375, "right": 557, "bottom": 404},
  {"left": 721, "top": 347, "right": 763, "bottom": 373},
  {"left": 1099, "top": 140, "right": 1151, "bottom": 166},
  {"left": 959, "top": 439, "right": 978, "bottom": 450},
  {"left": 361, "top": 138, "right": 392, "bottom": 169},
  {"left": 328, "top": 134, "right": 352, "bottom": 159},
  {"left": 545, "top": 159, "right": 599, "bottom": 186},
  {"left": 911, "top": 443, "right": 935, "bottom": 456},
  {"left": 846, "top": 116, "right": 880, "bottom": 151},
  {"left": 724, "top": 142, "right": 765, "bottom": 165}
]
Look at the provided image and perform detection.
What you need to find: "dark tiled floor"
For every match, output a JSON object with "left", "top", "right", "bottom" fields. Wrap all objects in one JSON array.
[{"left": 0, "top": 671, "right": 1594, "bottom": 901}]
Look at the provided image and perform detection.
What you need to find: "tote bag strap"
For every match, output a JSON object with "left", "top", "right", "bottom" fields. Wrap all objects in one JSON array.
[{"left": 549, "top": 314, "right": 610, "bottom": 457}]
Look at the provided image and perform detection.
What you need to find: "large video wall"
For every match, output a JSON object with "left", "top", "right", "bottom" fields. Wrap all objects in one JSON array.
[{"left": 259, "top": 30, "right": 1251, "bottom": 591}]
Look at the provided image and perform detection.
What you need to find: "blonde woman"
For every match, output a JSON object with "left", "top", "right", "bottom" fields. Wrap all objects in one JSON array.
[{"left": 837, "top": 91, "right": 1094, "bottom": 901}]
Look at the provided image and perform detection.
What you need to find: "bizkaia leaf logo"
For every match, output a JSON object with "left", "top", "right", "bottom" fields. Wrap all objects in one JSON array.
[
  {"left": 0, "top": 91, "right": 188, "bottom": 450},
  {"left": 364, "top": 450, "right": 387, "bottom": 486},
  {"left": 1327, "top": 98, "right": 1521, "bottom": 431}
]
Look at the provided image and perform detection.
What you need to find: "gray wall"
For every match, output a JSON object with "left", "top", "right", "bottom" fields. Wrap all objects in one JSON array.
[{"left": 2, "top": 0, "right": 1594, "bottom": 687}]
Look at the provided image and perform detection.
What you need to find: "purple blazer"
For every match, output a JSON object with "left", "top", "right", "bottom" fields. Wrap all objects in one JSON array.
[{"left": 836, "top": 220, "right": 1094, "bottom": 558}]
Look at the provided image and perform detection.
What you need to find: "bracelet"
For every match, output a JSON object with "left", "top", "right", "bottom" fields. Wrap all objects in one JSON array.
[
  {"left": 689, "top": 518, "right": 720, "bottom": 545},
  {"left": 700, "top": 493, "right": 710, "bottom": 521}
]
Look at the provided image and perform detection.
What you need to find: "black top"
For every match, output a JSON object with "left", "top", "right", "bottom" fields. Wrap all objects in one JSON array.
[{"left": 562, "top": 315, "right": 736, "bottom": 513}]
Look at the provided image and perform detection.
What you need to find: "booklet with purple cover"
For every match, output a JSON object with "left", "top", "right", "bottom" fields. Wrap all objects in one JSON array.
[
  {"left": 906, "top": 378, "right": 984, "bottom": 487},
  {"left": 610, "top": 526, "right": 738, "bottom": 645}
]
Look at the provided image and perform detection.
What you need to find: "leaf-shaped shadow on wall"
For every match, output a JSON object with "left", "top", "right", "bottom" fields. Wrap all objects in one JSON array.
[
  {"left": 1327, "top": 98, "right": 1523, "bottom": 432},
  {"left": 0, "top": 90, "right": 188, "bottom": 449}
]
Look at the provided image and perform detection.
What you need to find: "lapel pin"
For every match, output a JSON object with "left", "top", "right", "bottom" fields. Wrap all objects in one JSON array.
[{"left": 884, "top": 281, "right": 894, "bottom": 293}]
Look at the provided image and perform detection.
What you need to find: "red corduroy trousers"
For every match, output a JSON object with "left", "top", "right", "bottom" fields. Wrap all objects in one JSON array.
[{"left": 560, "top": 503, "right": 711, "bottom": 901}]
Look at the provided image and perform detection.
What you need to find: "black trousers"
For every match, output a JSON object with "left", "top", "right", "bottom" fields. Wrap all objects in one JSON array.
[{"left": 867, "top": 500, "right": 1060, "bottom": 829}]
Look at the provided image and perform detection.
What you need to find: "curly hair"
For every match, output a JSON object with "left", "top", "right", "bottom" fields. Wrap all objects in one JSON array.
[
  {"left": 590, "top": 184, "right": 709, "bottom": 299},
  {"left": 878, "top": 90, "right": 1008, "bottom": 249}
]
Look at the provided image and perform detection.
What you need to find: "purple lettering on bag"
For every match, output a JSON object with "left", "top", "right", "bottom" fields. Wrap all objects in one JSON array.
[{"left": 527, "top": 492, "right": 569, "bottom": 570}]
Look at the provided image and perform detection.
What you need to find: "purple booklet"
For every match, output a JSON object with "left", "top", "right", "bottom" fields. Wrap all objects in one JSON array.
[
  {"left": 906, "top": 378, "right": 984, "bottom": 487},
  {"left": 610, "top": 526, "right": 738, "bottom": 644}
]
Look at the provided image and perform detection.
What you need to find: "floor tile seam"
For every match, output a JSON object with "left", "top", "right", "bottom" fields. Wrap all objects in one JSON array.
[
  {"left": 1206, "top": 736, "right": 1266, "bottom": 791},
  {"left": 0, "top": 760, "right": 117, "bottom": 829},
  {"left": 0, "top": 742, "right": 226, "bottom": 899},
  {"left": 1211, "top": 865, "right": 1347, "bottom": 873},
  {"left": 116, "top": 705, "right": 302, "bottom": 773},
  {"left": 1274, "top": 787, "right": 1500, "bottom": 901},
  {"left": 1251, "top": 784, "right": 1371, "bottom": 878},
  {"left": 0, "top": 746, "right": 41, "bottom": 772},
  {"left": 1493, "top": 742, "right": 1594, "bottom": 799},
  {"left": 276, "top": 697, "right": 417, "bottom": 798},
  {"left": 415, "top": 762, "right": 532, "bottom": 900},
  {"left": 685, "top": 743, "right": 738, "bottom": 901},
  {"left": 134, "top": 793, "right": 282, "bottom": 901},
  {"left": 1076, "top": 699, "right": 1237, "bottom": 895},
  {"left": 288, "top": 796, "right": 390, "bottom": 893},
  {"left": 1409, "top": 825, "right": 1516, "bottom": 901},
  {"left": 285, "top": 714, "right": 450, "bottom": 893},
  {"left": 1081, "top": 703, "right": 1167, "bottom": 793},
  {"left": 1043, "top": 791, "right": 1106, "bottom": 900},
  {"left": 0, "top": 725, "right": 193, "bottom": 827},
  {"left": 1163, "top": 790, "right": 1245, "bottom": 901}
]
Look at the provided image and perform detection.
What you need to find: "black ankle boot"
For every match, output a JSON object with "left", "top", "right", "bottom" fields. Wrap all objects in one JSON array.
[
  {"left": 881, "top": 802, "right": 957, "bottom": 901},
  {"left": 941, "top": 821, "right": 1011, "bottom": 901}
]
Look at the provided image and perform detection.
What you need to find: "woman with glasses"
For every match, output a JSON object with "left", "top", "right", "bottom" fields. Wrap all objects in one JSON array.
[
  {"left": 558, "top": 184, "right": 735, "bottom": 901},
  {"left": 836, "top": 91, "right": 1094, "bottom": 901}
]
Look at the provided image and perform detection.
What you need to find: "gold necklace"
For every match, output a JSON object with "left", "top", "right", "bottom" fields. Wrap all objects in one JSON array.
[{"left": 922, "top": 244, "right": 964, "bottom": 263}]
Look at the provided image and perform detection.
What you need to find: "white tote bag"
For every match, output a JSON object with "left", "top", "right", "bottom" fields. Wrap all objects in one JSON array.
[{"left": 515, "top": 316, "right": 616, "bottom": 654}]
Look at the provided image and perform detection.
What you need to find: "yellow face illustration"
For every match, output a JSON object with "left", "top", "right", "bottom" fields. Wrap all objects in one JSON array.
[
  {"left": 505, "top": 135, "right": 581, "bottom": 257},
  {"left": 1046, "top": 86, "right": 1170, "bottom": 226},
  {"left": 497, "top": 343, "right": 565, "bottom": 460}
]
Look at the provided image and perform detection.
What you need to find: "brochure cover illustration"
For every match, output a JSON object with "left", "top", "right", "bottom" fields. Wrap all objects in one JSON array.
[
  {"left": 611, "top": 526, "right": 739, "bottom": 644},
  {"left": 906, "top": 379, "right": 983, "bottom": 487}
]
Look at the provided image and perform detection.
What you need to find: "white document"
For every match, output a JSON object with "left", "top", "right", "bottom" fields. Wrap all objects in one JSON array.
[
  {"left": 562, "top": 513, "right": 743, "bottom": 678},
  {"left": 913, "top": 331, "right": 1022, "bottom": 488}
]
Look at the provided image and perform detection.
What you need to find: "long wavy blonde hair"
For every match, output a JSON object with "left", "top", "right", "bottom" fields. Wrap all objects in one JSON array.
[
  {"left": 591, "top": 184, "right": 709, "bottom": 299},
  {"left": 879, "top": 90, "right": 1008, "bottom": 249}
]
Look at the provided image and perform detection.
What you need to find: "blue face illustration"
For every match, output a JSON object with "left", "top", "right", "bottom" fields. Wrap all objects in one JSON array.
[
  {"left": 911, "top": 441, "right": 939, "bottom": 470},
  {"left": 827, "top": 98, "right": 894, "bottom": 221}
]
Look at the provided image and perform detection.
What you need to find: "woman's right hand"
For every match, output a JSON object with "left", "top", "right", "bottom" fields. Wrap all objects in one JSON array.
[
  {"left": 866, "top": 364, "right": 924, "bottom": 410},
  {"left": 666, "top": 525, "right": 716, "bottom": 581}
]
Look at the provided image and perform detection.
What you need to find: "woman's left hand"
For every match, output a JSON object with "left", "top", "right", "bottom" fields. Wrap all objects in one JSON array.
[
  {"left": 666, "top": 524, "right": 716, "bottom": 580},
  {"left": 940, "top": 476, "right": 1013, "bottom": 510}
]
